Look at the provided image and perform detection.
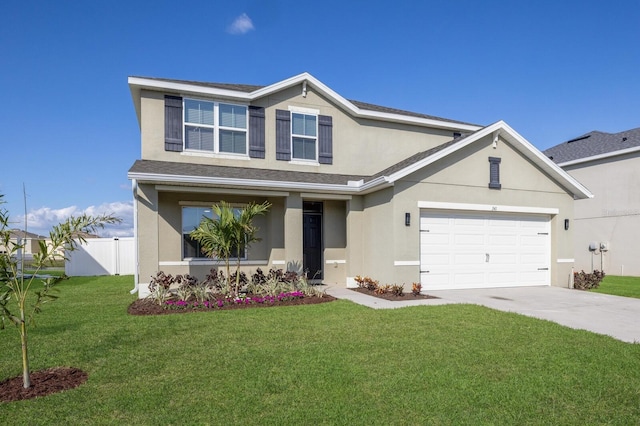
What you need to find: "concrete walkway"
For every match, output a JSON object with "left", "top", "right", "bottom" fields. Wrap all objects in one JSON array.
[{"left": 325, "top": 286, "right": 640, "bottom": 344}]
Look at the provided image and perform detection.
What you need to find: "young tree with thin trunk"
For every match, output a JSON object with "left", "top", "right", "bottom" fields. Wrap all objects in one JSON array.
[{"left": 0, "top": 194, "right": 120, "bottom": 388}]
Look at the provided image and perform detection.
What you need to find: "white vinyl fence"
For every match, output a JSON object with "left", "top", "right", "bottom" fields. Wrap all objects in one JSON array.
[{"left": 65, "top": 237, "right": 135, "bottom": 276}]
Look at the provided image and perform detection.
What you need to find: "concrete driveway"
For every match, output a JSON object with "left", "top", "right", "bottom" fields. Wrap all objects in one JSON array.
[{"left": 327, "top": 286, "right": 640, "bottom": 344}]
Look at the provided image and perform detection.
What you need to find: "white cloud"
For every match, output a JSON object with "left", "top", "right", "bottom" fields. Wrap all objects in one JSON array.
[
  {"left": 227, "top": 13, "right": 255, "bottom": 35},
  {"left": 14, "top": 201, "right": 134, "bottom": 238}
]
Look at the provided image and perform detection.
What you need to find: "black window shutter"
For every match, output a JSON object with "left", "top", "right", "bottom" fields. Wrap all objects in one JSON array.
[
  {"left": 164, "top": 95, "right": 183, "bottom": 152},
  {"left": 318, "top": 115, "right": 333, "bottom": 164},
  {"left": 489, "top": 157, "right": 501, "bottom": 189},
  {"left": 248, "top": 106, "right": 265, "bottom": 158},
  {"left": 275, "top": 109, "right": 291, "bottom": 161}
]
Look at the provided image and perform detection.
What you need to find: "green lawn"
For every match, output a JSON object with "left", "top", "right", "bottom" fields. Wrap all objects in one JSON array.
[
  {"left": 591, "top": 275, "right": 640, "bottom": 299},
  {"left": 2, "top": 276, "right": 640, "bottom": 425}
]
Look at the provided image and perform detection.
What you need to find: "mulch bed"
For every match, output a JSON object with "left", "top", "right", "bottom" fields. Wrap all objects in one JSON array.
[
  {"left": 128, "top": 294, "right": 337, "bottom": 316},
  {"left": 0, "top": 367, "right": 88, "bottom": 403},
  {"left": 350, "top": 287, "right": 439, "bottom": 301}
]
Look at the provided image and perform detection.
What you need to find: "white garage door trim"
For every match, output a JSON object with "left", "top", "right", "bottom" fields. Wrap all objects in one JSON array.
[{"left": 420, "top": 208, "right": 551, "bottom": 290}]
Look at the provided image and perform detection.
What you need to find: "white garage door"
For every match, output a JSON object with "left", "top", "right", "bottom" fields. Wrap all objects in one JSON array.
[{"left": 420, "top": 211, "right": 550, "bottom": 290}]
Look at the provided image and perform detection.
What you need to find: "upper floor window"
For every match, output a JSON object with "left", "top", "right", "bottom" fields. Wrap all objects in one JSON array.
[
  {"left": 184, "top": 99, "right": 247, "bottom": 155},
  {"left": 291, "top": 113, "right": 317, "bottom": 161}
]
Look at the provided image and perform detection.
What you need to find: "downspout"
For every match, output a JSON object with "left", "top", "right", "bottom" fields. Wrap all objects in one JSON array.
[{"left": 130, "top": 179, "right": 139, "bottom": 295}]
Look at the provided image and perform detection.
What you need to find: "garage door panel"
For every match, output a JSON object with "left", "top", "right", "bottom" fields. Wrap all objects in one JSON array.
[
  {"left": 488, "top": 234, "right": 518, "bottom": 246},
  {"left": 489, "top": 253, "right": 517, "bottom": 264},
  {"left": 420, "top": 210, "right": 550, "bottom": 290},
  {"left": 488, "top": 271, "right": 518, "bottom": 284},
  {"left": 421, "top": 253, "right": 449, "bottom": 265},
  {"left": 453, "top": 253, "right": 485, "bottom": 265},
  {"left": 454, "top": 233, "right": 484, "bottom": 245},
  {"left": 423, "top": 233, "right": 450, "bottom": 245}
]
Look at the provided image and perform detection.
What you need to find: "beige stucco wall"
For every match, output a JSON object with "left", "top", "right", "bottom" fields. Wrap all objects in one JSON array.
[
  {"left": 351, "top": 135, "right": 576, "bottom": 288},
  {"left": 135, "top": 186, "right": 352, "bottom": 295},
  {"left": 564, "top": 152, "right": 640, "bottom": 276},
  {"left": 138, "top": 85, "right": 457, "bottom": 177}
]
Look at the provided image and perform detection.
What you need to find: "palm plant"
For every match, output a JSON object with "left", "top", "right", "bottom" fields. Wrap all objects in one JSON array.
[
  {"left": 190, "top": 201, "right": 271, "bottom": 296},
  {"left": 231, "top": 201, "right": 271, "bottom": 295}
]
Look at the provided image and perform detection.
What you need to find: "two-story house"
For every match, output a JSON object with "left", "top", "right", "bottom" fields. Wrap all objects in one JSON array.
[
  {"left": 128, "top": 73, "right": 592, "bottom": 297},
  {"left": 544, "top": 127, "right": 640, "bottom": 276}
]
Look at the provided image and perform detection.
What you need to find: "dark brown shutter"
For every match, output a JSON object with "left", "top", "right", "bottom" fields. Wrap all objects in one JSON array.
[
  {"left": 164, "top": 95, "right": 183, "bottom": 152},
  {"left": 275, "top": 109, "right": 291, "bottom": 161},
  {"left": 248, "top": 106, "right": 265, "bottom": 158},
  {"left": 489, "top": 157, "right": 501, "bottom": 189},
  {"left": 318, "top": 115, "right": 333, "bottom": 164}
]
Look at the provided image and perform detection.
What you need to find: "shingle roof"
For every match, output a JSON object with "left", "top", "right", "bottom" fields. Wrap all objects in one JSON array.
[
  {"left": 129, "top": 160, "right": 367, "bottom": 186},
  {"left": 129, "top": 135, "right": 472, "bottom": 188},
  {"left": 543, "top": 127, "right": 640, "bottom": 164},
  {"left": 131, "top": 76, "right": 478, "bottom": 127},
  {"left": 9, "top": 229, "right": 47, "bottom": 239}
]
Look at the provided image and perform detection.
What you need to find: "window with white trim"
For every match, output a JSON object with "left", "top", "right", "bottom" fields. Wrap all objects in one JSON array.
[
  {"left": 291, "top": 113, "right": 317, "bottom": 161},
  {"left": 182, "top": 206, "right": 246, "bottom": 259},
  {"left": 184, "top": 99, "right": 247, "bottom": 155}
]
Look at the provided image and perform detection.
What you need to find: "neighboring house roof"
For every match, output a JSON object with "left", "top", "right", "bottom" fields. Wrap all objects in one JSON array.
[
  {"left": 9, "top": 229, "right": 47, "bottom": 240},
  {"left": 128, "top": 73, "right": 482, "bottom": 132},
  {"left": 543, "top": 127, "right": 640, "bottom": 166},
  {"left": 129, "top": 121, "right": 593, "bottom": 199}
]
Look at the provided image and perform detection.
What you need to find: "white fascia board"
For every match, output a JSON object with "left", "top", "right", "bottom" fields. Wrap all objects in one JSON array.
[
  {"left": 496, "top": 121, "right": 594, "bottom": 199},
  {"left": 128, "top": 74, "right": 482, "bottom": 132},
  {"left": 386, "top": 120, "right": 593, "bottom": 200},
  {"left": 128, "top": 76, "right": 252, "bottom": 101},
  {"left": 557, "top": 146, "right": 640, "bottom": 167}
]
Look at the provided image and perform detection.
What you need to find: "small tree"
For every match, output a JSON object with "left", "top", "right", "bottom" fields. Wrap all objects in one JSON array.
[
  {"left": 190, "top": 201, "right": 270, "bottom": 295},
  {"left": 0, "top": 194, "right": 120, "bottom": 388}
]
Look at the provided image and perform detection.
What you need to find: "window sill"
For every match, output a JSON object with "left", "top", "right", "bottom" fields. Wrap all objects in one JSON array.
[
  {"left": 160, "top": 260, "right": 268, "bottom": 266},
  {"left": 288, "top": 159, "right": 320, "bottom": 167},
  {"left": 181, "top": 151, "right": 250, "bottom": 160}
]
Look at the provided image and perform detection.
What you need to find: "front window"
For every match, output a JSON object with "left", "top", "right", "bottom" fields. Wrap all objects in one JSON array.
[
  {"left": 184, "top": 99, "right": 247, "bottom": 155},
  {"left": 291, "top": 113, "right": 317, "bottom": 160},
  {"left": 182, "top": 206, "right": 246, "bottom": 259}
]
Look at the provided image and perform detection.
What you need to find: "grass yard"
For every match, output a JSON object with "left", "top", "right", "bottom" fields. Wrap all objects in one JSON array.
[
  {"left": 591, "top": 275, "right": 640, "bottom": 299},
  {"left": 1, "top": 276, "right": 640, "bottom": 425}
]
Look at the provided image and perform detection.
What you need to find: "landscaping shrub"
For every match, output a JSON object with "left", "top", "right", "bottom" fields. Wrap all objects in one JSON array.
[
  {"left": 354, "top": 275, "right": 379, "bottom": 291},
  {"left": 573, "top": 270, "right": 606, "bottom": 290},
  {"left": 390, "top": 284, "right": 404, "bottom": 297},
  {"left": 147, "top": 267, "right": 326, "bottom": 310},
  {"left": 411, "top": 283, "right": 422, "bottom": 296}
]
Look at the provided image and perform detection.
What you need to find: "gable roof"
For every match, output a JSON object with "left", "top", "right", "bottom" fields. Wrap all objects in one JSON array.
[
  {"left": 129, "top": 121, "right": 592, "bottom": 200},
  {"left": 9, "top": 229, "right": 47, "bottom": 240},
  {"left": 128, "top": 73, "right": 481, "bottom": 132},
  {"left": 543, "top": 127, "right": 640, "bottom": 166}
]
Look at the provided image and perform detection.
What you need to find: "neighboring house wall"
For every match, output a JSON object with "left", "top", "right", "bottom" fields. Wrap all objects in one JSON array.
[{"left": 563, "top": 152, "right": 640, "bottom": 276}]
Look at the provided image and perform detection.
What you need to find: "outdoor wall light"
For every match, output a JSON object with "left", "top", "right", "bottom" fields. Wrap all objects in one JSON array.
[
  {"left": 405, "top": 212, "right": 411, "bottom": 226},
  {"left": 564, "top": 219, "right": 570, "bottom": 230}
]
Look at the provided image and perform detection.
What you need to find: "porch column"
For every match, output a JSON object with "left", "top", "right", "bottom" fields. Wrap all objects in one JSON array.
[
  {"left": 136, "top": 183, "right": 159, "bottom": 297},
  {"left": 284, "top": 193, "right": 303, "bottom": 273},
  {"left": 345, "top": 196, "right": 364, "bottom": 286}
]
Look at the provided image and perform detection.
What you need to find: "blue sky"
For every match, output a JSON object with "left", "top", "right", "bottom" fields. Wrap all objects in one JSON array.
[{"left": 2, "top": 0, "right": 639, "bottom": 236}]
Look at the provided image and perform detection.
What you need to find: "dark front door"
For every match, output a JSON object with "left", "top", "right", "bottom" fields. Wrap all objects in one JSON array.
[{"left": 303, "top": 202, "right": 323, "bottom": 280}]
